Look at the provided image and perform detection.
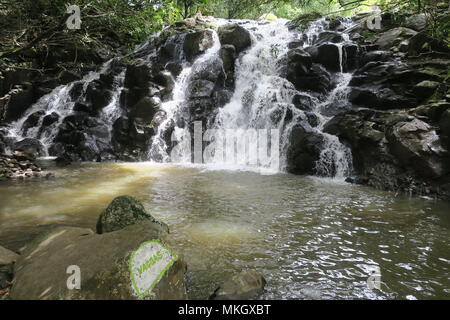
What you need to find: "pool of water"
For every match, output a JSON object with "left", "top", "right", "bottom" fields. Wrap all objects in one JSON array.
[{"left": 0, "top": 162, "right": 449, "bottom": 299}]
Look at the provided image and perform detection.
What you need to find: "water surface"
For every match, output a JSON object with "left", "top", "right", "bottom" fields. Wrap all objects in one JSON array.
[{"left": 0, "top": 163, "right": 449, "bottom": 300}]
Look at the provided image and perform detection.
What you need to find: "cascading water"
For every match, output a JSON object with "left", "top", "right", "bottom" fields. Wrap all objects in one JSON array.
[
  {"left": 148, "top": 30, "right": 224, "bottom": 162},
  {"left": 150, "top": 17, "right": 355, "bottom": 178},
  {"left": 5, "top": 59, "right": 124, "bottom": 155}
]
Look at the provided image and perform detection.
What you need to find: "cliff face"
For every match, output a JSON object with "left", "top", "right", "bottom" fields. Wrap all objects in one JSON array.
[{"left": 318, "top": 9, "right": 450, "bottom": 200}]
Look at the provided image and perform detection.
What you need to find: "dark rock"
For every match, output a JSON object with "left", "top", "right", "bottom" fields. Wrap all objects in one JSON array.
[
  {"left": 315, "top": 31, "right": 344, "bottom": 45},
  {"left": 218, "top": 24, "right": 252, "bottom": 54},
  {"left": 360, "top": 51, "right": 392, "bottom": 65},
  {"left": 315, "top": 43, "right": 343, "bottom": 72},
  {"left": 293, "top": 93, "right": 315, "bottom": 111},
  {"left": 41, "top": 112, "right": 59, "bottom": 127},
  {"left": 2, "top": 83, "right": 35, "bottom": 122},
  {"left": 131, "top": 96, "right": 161, "bottom": 122},
  {"left": 13, "top": 138, "right": 45, "bottom": 158},
  {"left": 97, "top": 196, "right": 169, "bottom": 234},
  {"left": 219, "top": 45, "right": 236, "bottom": 88},
  {"left": 22, "top": 111, "right": 45, "bottom": 134},
  {"left": 187, "top": 80, "right": 215, "bottom": 99},
  {"left": 286, "top": 124, "right": 325, "bottom": 174},
  {"left": 183, "top": 30, "right": 214, "bottom": 62},
  {"left": 375, "top": 27, "right": 417, "bottom": 50},
  {"left": 85, "top": 79, "right": 113, "bottom": 112},
  {"left": 386, "top": 119, "right": 448, "bottom": 179},
  {"left": 408, "top": 31, "right": 450, "bottom": 56},
  {"left": 210, "top": 271, "right": 266, "bottom": 300}
]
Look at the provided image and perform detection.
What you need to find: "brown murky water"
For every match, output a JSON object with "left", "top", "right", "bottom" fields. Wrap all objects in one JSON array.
[{"left": 0, "top": 162, "right": 449, "bottom": 299}]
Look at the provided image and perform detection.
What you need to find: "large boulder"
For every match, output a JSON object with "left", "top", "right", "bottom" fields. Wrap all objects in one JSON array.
[
  {"left": 183, "top": 30, "right": 214, "bottom": 62},
  {"left": 386, "top": 119, "right": 448, "bottom": 179},
  {"left": 210, "top": 271, "right": 266, "bottom": 300},
  {"left": 131, "top": 96, "right": 161, "bottom": 122},
  {"left": 13, "top": 138, "right": 45, "bottom": 158},
  {"left": 218, "top": 24, "right": 252, "bottom": 54},
  {"left": 97, "top": 196, "right": 169, "bottom": 234},
  {"left": 315, "top": 43, "right": 343, "bottom": 72},
  {"left": 9, "top": 223, "right": 186, "bottom": 300},
  {"left": 1, "top": 83, "right": 35, "bottom": 122}
]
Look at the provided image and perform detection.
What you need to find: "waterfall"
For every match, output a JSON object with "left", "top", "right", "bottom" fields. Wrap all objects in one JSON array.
[
  {"left": 148, "top": 27, "right": 225, "bottom": 162},
  {"left": 5, "top": 59, "right": 124, "bottom": 155},
  {"left": 4, "top": 16, "right": 355, "bottom": 179}
]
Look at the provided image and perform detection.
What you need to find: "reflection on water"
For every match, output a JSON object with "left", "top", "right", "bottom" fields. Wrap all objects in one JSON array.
[{"left": 0, "top": 163, "right": 449, "bottom": 300}]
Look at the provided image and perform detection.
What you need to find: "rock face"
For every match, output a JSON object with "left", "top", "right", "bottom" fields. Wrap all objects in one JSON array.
[
  {"left": 324, "top": 107, "right": 450, "bottom": 199},
  {"left": 218, "top": 24, "right": 252, "bottom": 54},
  {"left": 286, "top": 124, "right": 324, "bottom": 175},
  {"left": 210, "top": 271, "right": 266, "bottom": 300},
  {"left": 9, "top": 197, "right": 186, "bottom": 300},
  {"left": 97, "top": 195, "right": 169, "bottom": 234},
  {"left": 183, "top": 30, "right": 214, "bottom": 62}
]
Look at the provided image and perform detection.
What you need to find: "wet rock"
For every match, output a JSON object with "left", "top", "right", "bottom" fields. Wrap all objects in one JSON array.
[
  {"left": 286, "top": 124, "right": 325, "bottom": 174},
  {"left": 13, "top": 138, "right": 45, "bottom": 158},
  {"left": 97, "top": 196, "right": 169, "bottom": 234},
  {"left": 22, "top": 111, "right": 45, "bottom": 135},
  {"left": 349, "top": 87, "right": 413, "bottom": 110},
  {"left": 315, "top": 43, "right": 342, "bottom": 72},
  {"left": 218, "top": 24, "right": 251, "bottom": 54},
  {"left": 183, "top": 30, "right": 214, "bottom": 62},
  {"left": 9, "top": 223, "right": 186, "bottom": 300},
  {"left": 219, "top": 45, "right": 237, "bottom": 88},
  {"left": 41, "top": 112, "right": 59, "bottom": 128},
  {"left": 408, "top": 31, "right": 450, "bottom": 56},
  {"left": 285, "top": 49, "right": 331, "bottom": 94},
  {"left": 293, "top": 93, "right": 315, "bottom": 111},
  {"left": 0, "top": 154, "right": 44, "bottom": 180},
  {"left": 210, "top": 271, "right": 266, "bottom": 300},
  {"left": 315, "top": 31, "right": 344, "bottom": 45},
  {"left": 360, "top": 50, "right": 392, "bottom": 65},
  {"left": 386, "top": 119, "right": 448, "bottom": 179},
  {"left": 85, "top": 79, "right": 113, "bottom": 112},
  {"left": 375, "top": 27, "right": 417, "bottom": 50}
]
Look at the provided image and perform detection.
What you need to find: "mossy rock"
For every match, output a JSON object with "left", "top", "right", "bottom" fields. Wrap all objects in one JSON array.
[{"left": 96, "top": 196, "right": 169, "bottom": 234}]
